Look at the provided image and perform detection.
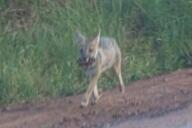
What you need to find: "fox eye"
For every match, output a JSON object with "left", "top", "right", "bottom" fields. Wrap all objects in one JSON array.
[{"left": 89, "top": 48, "right": 93, "bottom": 52}]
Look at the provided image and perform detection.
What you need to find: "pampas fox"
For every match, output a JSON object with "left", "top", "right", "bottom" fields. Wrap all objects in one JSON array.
[{"left": 75, "top": 30, "right": 125, "bottom": 107}]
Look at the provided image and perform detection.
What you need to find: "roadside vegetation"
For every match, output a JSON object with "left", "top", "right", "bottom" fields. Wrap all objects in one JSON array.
[{"left": 0, "top": 0, "right": 192, "bottom": 104}]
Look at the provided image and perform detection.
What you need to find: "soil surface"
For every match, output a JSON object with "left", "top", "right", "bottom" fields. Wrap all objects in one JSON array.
[
  {"left": 1, "top": 68, "right": 192, "bottom": 128},
  {"left": 112, "top": 103, "right": 192, "bottom": 128}
]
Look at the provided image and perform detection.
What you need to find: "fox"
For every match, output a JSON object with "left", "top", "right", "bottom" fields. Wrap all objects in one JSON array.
[{"left": 75, "top": 30, "right": 125, "bottom": 107}]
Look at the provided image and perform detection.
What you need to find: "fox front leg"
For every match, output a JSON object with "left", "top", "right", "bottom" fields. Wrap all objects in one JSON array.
[
  {"left": 90, "top": 85, "right": 101, "bottom": 105},
  {"left": 81, "top": 72, "right": 101, "bottom": 107}
]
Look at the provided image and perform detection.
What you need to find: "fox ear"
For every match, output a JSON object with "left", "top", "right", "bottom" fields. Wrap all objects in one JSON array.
[
  {"left": 91, "top": 31, "right": 100, "bottom": 47},
  {"left": 75, "top": 31, "right": 86, "bottom": 46}
]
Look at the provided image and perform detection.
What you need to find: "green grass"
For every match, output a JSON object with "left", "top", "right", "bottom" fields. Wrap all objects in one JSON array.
[{"left": 0, "top": 0, "right": 192, "bottom": 104}]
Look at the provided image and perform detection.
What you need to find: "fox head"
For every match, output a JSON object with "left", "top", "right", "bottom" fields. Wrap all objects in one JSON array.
[{"left": 75, "top": 31, "right": 100, "bottom": 67}]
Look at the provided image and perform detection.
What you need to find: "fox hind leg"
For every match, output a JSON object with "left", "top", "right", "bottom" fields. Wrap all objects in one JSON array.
[{"left": 113, "top": 53, "right": 125, "bottom": 94}]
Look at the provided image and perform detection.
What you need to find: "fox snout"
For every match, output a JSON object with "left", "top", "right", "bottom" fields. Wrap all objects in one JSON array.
[{"left": 77, "top": 57, "right": 95, "bottom": 68}]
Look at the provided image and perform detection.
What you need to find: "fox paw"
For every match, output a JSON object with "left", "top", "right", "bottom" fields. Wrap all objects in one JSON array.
[
  {"left": 80, "top": 100, "right": 88, "bottom": 107},
  {"left": 91, "top": 94, "right": 101, "bottom": 105}
]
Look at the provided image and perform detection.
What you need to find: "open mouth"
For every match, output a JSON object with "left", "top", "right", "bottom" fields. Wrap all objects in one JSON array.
[{"left": 77, "top": 57, "right": 96, "bottom": 68}]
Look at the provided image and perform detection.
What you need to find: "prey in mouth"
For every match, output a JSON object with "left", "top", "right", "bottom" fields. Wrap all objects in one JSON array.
[{"left": 77, "top": 57, "right": 96, "bottom": 69}]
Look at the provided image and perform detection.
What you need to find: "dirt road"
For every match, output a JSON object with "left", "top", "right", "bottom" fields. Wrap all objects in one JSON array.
[
  {"left": 0, "top": 68, "right": 192, "bottom": 128},
  {"left": 112, "top": 101, "right": 192, "bottom": 128}
]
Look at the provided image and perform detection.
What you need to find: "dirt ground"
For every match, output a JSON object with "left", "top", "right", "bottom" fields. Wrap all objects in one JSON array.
[
  {"left": 112, "top": 102, "right": 192, "bottom": 128},
  {"left": 1, "top": 68, "right": 192, "bottom": 128}
]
